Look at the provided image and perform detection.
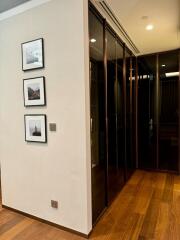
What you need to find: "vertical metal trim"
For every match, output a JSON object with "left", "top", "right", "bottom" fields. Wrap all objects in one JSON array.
[
  {"left": 123, "top": 43, "right": 127, "bottom": 180},
  {"left": 135, "top": 57, "right": 139, "bottom": 168},
  {"left": 130, "top": 56, "right": 133, "bottom": 117},
  {"left": 88, "top": 1, "right": 93, "bottom": 225},
  {"left": 178, "top": 50, "right": 180, "bottom": 174},
  {"left": 103, "top": 19, "right": 109, "bottom": 205},
  {"left": 156, "top": 54, "right": 159, "bottom": 169},
  {"left": 115, "top": 39, "right": 119, "bottom": 171},
  {"left": 130, "top": 54, "right": 133, "bottom": 171}
]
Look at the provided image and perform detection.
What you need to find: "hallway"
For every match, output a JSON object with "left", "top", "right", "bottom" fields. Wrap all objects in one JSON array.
[
  {"left": 91, "top": 170, "right": 180, "bottom": 239},
  {"left": 0, "top": 170, "right": 180, "bottom": 239}
]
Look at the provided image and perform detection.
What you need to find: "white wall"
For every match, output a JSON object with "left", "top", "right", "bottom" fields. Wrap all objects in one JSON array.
[{"left": 0, "top": 0, "right": 92, "bottom": 235}]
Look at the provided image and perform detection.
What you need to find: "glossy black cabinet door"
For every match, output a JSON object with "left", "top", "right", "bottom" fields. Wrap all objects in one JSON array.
[
  {"left": 89, "top": 4, "right": 138, "bottom": 223},
  {"left": 89, "top": 10, "right": 106, "bottom": 224},
  {"left": 137, "top": 50, "right": 180, "bottom": 173},
  {"left": 106, "top": 28, "right": 119, "bottom": 203},
  {"left": 158, "top": 50, "right": 179, "bottom": 172},
  {"left": 132, "top": 56, "right": 137, "bottom": 169},
  {"left": 116, "top": 41, "right": 126, "bottom": 189},
  {"left": 125, "top": 51, "right": 135, "bottom": 179},
  {"left": 138, "top": 55, "right": 157, "bottom": 170}
]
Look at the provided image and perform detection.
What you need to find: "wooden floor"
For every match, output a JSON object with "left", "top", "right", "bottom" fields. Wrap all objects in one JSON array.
[{"left": 1, "top": 170, "right": 180, "bottom": 239}]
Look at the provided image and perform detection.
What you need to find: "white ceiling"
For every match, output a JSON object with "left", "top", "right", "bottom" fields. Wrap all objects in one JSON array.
[
  {"left": 0, "top": 0, "right": 179, "bottom": 55},
  {"left": 106, "top": 0, "right": 180, "bottom": 54},
  {"left": 0, "top": 0, "right": 30, "bottom": 13}
]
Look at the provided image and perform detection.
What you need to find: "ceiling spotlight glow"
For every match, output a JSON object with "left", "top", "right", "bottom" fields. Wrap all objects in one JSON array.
[
  {"left": 146, "top": 24, "right": 154, "bottom": 31},
  {"left": 165, "top": 72, "right": 179, "bottom": 77},
  {"left": 161, "top": 64, "right": 166, "bottom": 67},
  {"left": 90, "top": 38, "right": 96, "bottom": 43}
]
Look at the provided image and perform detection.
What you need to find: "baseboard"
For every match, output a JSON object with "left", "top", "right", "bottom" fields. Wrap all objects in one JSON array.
[
  {"left": 138, "top": 168, "right": 179, "bottom": 175},
  {"left": 2, "top": 205, "right": 90, "bottom": 239}
]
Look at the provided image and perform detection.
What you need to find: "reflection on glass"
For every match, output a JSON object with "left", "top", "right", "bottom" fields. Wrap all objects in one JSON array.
[
  {"left": 138, "top": 55, "right": 157, "bottom": 169},
  {"left": 106, "top": 29, "right": 118, "bottom": 203},
  {"left": 89, "top": 10, "right": 106, "bottom": 223},
  {"left": 116, "top": 41, "right": 125, "bottom": 188},
  {"left": 159, "top": 50, "right": 179, "bottom": 171},
  {"left": 126, "top": 50, "right": 133, "bottom": 178},
  {"left": 106, "top": 29, "right": 126, "bottom": 203},
  {"left": 126, "top": 51, "right": 136, "bottom": 178},
  {"left": 132, "top": 56, "right": 136, "bottom": 167}
]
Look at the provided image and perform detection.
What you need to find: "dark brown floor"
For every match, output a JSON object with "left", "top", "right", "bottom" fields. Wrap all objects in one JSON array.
[{"left": 0, "top": 170, "right": 180, "bottom": 239}]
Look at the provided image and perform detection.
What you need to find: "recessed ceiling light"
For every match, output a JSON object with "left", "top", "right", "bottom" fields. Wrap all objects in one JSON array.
[
  {"left": 90, "top": 38, "right": 96, "bottom": 43},
  {"left": 161, "top": 64, "right": 166, "bottom": 67},
  {"left": 146, "top": 24, "right": 154, "bottom": 31}
]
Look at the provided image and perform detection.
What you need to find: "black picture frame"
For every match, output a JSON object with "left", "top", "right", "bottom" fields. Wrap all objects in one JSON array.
[
  {"left": 23, "top": 76, "right": 46, "bottom": 107},
  {"left": 24, "top": 114, "right": 47, "bottom": 143},
  {"left": 21, "top": 38, "right": 44, "bottom": 71}
]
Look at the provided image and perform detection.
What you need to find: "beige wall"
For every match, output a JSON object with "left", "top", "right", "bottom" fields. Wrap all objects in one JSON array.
[{"left": 0, "top": 0, "right": 92, "bottom": 234}]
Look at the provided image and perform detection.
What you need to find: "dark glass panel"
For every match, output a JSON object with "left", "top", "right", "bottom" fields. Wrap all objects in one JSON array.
[
  {"left": 132, "top": 56, "right": 137, "bottom": 170},
  {"left": 138, "top": 55, "right": 157, "bottom": 170},
  {"left": 106, "top": 28, "right": 118, "bottom": 203},
  {"left": 89, "top": 10, "right": 106, "bottom": 223},
  {"left": 159, "top": 50, "right": 179, "bottom": 172},
  {"left": 116, "top": 41, "right": 125, "bottom": 190},
  {"left": 125, "top": 50, "right": 134, "bottom": 179}
]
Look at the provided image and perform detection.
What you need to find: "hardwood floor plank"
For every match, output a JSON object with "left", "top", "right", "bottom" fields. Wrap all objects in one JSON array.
[
  {"left": 0, "top": 213, "right": 24, "bottom": 235},
  {"left": 0, "top": 210, "right": 21, "bottom": 225},
  {"left": 0, "top": 218, "right": 34, "bottom": 240},
  {"left": 139, "top": 193, "right": 161, "bottom": 239},
  {"left": 122, "top": 213, "right": 144, "bottom": 240},
  {"left": 152, "top": 172, "right": 166, "bottom": 200},
  {"left": 12, "top": 221, "right": 85, "bottom": 240},
  {"left": 154, "top": 202, "right": 169, "bottom": 239},
  {"left": 0, "top": 170, "right": 180, "bottom": 240},
  {"left": 11, "top": 222, "right": 55, "bottom": 240},
  {"left": 162, "top": 174, "right": 174, "bottom": 203}
]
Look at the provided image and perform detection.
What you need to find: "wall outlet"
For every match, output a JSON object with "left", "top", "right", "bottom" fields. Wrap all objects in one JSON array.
[{"left": 51, "top": 200, "right": 58, "bottom": 209}]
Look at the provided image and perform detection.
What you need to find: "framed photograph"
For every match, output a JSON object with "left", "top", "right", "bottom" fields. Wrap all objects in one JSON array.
[
  {"left": 21, "top": 38, "right": 44, "bottom": 71},
  {"left": 23, "top": 77, "right": 46, "bottom": 107},
  {"left": 24, "top": 115, "right": 47, "bottom": 143}
]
